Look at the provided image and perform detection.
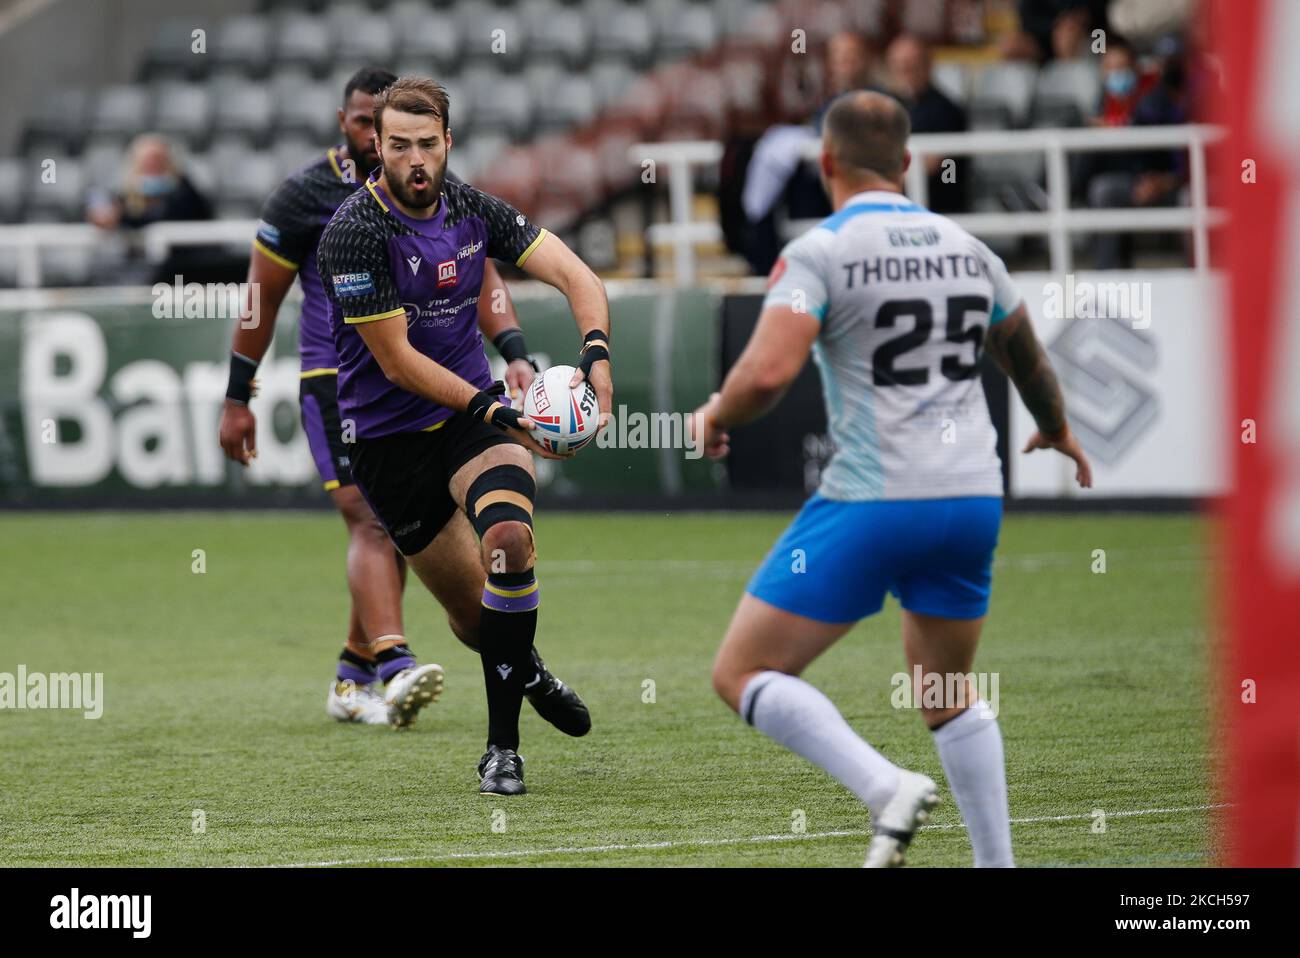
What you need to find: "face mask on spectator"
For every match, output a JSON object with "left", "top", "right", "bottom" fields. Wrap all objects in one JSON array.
[
  {"left": 136, "top": 173, "right": 176, "bottom": 198},
  {"left": 1104, "top": 68, "right": 1137, "bottom": 98}
]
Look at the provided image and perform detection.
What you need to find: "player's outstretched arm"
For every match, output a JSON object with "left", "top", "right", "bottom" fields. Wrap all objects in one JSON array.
[
  {"left": 690, "top": 304, "right": 819, "bottom": 459},
  {"left": 984, "top": 304, "right": 1093, "bottom": 488},
  {"left": 476, "top": 259, "right": 536, "bottom": 399},
  {"left": 515, "top": 234, "right": 613, "bottom": 428},
  {"left": 218, "top": 248, "right": 298, "bottom": 466},
  {"left": 354, "top": 313, "right": 560, "bottom": 460}
]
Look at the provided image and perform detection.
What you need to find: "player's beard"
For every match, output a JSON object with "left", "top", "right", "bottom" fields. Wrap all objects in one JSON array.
[
  {"left": 385, "top": 156, "right": 446, "bottom": 211},
  {"left": 346, "top": 132, "right": 380, "bottom": 179}
]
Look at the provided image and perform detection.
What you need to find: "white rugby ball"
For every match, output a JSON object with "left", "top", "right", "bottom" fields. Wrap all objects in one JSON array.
[{"left": 522, "top": 364, "right": 599, "bottom": 456}]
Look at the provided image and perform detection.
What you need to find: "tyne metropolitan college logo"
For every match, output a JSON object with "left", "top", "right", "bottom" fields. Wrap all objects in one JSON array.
[{"left": 1047, "top": 316, "right": 1158, "bottom": 467}]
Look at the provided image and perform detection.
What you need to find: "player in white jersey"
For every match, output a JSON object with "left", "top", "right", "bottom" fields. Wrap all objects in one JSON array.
[{"left": 693, "top": 91, "right": 1091, "bottom": 867}]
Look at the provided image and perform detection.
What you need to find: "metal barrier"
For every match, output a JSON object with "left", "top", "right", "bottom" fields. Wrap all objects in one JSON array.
[
  {"left": 0, "top": 220, "right": 257, "bottom": 288},
  {"left": 632, "top": 124, "right": 1226, "bottom": 282},
  {"left": 0, "top": 125, "right": 1225, "bottom": 287}
]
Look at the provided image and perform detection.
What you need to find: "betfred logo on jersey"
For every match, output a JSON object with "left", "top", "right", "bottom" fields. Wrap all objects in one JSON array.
[{"left": 437, "top": 260, "right": 457, "bottom": 288}]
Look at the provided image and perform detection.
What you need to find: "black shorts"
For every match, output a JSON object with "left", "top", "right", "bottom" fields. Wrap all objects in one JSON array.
[
  {"left": 350, "top": 411, "right": 515, "bottom": 556},
  {"left": 299, "top": 372, "right": 353, "bottom": 490}
]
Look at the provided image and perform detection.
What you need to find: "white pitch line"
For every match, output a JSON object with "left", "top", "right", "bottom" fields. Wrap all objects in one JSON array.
[{"left": 266, "top": 802, "right": 1228, "bottom": 868}]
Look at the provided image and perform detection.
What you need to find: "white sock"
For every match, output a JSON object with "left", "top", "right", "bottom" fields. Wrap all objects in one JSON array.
[
  {"left": 739, "top": 670, "right": 900, "bottom": 814},
  {"left": 932, "top": 699, "right": 1014, "bottom": 867}
]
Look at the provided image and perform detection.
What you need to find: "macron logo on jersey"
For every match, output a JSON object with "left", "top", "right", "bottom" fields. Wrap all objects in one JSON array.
[
  {"left": 332, "top": 272, "right": 374, "bottom": 298},
  {"left": 406, "top": 255, "right": 422, "bottom": 275}
]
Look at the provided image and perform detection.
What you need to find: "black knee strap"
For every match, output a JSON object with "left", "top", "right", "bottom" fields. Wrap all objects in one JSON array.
[{"left": 466, "top": 465, "right": 536, "bottom": 538}]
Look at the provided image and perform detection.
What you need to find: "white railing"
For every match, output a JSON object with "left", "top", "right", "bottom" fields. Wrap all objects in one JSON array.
[
  {"left": 0, "top": 220, "right": 258, "bottom": 288},
  {"left": 634, "top": 124, "right": 1226, "bottom": 283},
  {"left": 1, "top": 125, "right": 1225, "bottom": 287}
]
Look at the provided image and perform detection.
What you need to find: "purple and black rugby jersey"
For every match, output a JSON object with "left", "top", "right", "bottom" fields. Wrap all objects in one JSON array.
[
  {"left": 253, "top": 147, "right": 360, "bottom": 374},
  {"left": 316, "top": 173, "right": 547, "bottom": 438}
]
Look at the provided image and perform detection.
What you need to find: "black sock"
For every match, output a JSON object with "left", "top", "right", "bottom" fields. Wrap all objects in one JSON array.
[
  {"left": 337, "top": 647, "right": 376, "bottom": 685},
  {"left": 479, "top": 569, "right": 539, "bottom": 751},
  {"left": 374, "top": 644, "right": 417, "bottom": 684}
]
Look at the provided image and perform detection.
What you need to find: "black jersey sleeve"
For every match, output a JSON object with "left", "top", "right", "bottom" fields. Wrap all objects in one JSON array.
[
  {"left": 254, "top": 177, "right": 318, "bottom": 270},
  {"left": 465, "top": 186, "right": 547, "bottom": 267},
  {"left": 317, "top": 218, "right": 405, "bottom": 325}
]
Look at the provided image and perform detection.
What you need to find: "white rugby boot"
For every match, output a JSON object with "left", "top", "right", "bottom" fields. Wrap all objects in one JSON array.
[
  {"left": 384, "top": 663, "right": 445, "bottom": 729},
  {"left": 326, "top": 679, "right": 390, "bottom": 725},
  {"left": 863, "top": 770, "right": 940, "bottom": 867}
]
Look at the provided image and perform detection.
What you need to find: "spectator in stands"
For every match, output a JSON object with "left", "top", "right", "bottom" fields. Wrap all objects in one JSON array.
[
  {"left": 1002, "top": 0, "right": 1108, "bottom": 62},
  {"left": 736, "top": 32, "right": 885, "bottom": 274},
  {"left": 1085, "top": 49, "right": 1191, "bottom": 268},
  {"left": 87, "top": 134, "right": 211, "bottom": 231},
  {"left": 86, "top": 134, "right": 217, "bottom": 283},
  {"left": 884, "top": 34, "right": 968, "bottom": 213},
  {"left": 1092, "top": 35, "right": 1157, "bottom": 126}
]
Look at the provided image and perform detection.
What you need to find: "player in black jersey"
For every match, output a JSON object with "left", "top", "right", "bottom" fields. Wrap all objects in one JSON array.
[
  {"left": 318, "top": 77, "right": 611, "bottom": 794},
  {"left": 218, "top": 68, "right": 583, "bottom": 735}
]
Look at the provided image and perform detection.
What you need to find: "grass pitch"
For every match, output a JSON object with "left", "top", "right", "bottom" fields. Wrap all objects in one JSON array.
[{"left": 0, "top": 510, "right": 1216, "bottom": 867}]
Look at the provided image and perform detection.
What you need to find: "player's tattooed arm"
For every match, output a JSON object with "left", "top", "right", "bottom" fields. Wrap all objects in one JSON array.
[
  {"left": 985, "top": 304, "right": 1093, "bottom": 488},
  {"left": 983, "top": 305, "right": 1066, "bottom": 437}
]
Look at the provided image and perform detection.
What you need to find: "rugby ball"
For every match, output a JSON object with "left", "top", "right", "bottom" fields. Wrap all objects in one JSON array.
[{"left": 522, "top": 364, "right": 599, "bottom": 456}]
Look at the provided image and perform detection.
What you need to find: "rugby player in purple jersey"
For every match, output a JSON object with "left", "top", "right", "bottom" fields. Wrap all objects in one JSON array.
[
  {"left": 317, "top": 76, "right": 611, "bottom": 795},
  {"left": 219, "top": 68, "right": 588, "bottom": 739}
]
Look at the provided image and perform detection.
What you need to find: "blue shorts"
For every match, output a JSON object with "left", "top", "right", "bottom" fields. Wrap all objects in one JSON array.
[{"left": 747, "top": 495, "right": 1002, "bottom": 624}]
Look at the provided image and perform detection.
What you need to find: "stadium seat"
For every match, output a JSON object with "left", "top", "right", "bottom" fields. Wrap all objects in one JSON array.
[
  {"left": 25, "top": 157, "right": 85, "bottom": 221},
  {"left": 534, "top": 138, "right": 602, "bottom": 210},
  {"left": 21, "top": 88, "right": 89, "bottom": 156},
  {"left": 931, "top": 62, "right": 970, "bottom": 108},
  {"left": 275, "top": 12, "right": 333, "bottom": 74},
  {"left": 713, "top": 0, "right": 763, "bottom": 36},
  {"left": 591, "top": 0, "right": 657, "bottom": 68},
  {"left": 970, "top": 62, "right": 1038, "bottom": 129},
  {"left": 390, "top": 2, "right": 465, "bottom": 74},
  {"left": 534, "top": 72, "right": 599, "bottom": 135},
  {"left": 589, "top": 59, "right": 638, "bottom": 110},
  {"left": 463, "top": 67, "right": 534, "bottom": 141},
  {"left": 272, "top": 137, "right": 322, "bottom": 179},
  {"left": 330, "top": 6, "right": 396, "bottom": 64},
  {"left": 726, "top": 0, "right": 783, "bottom": 54},
  {"left": 0, "top": 159, "right": 25, "bottom": 223},
  {"left": 458, "top": 2, "right": 526, "bottom": 69},
  {"left": 145, "top": 19, "right": 208, "bottom": 80},
  {"left": 211, "top": 78, "right": 275, "bottom": 140},
  {"left": 80, "top": 140, "right": 130, "bottom": 191},
  {"left": 524, "top": 1, "right": 592, "bottom": 69},
  {"left": 653, "top": 0, "right": 720, "bottom": 59},
  {"left": 1032, "top": 59, "right": 1101, "bottom": 127},
  {"left": 274, "top": 79, "right": 340, "bottom": 143},
  {"left": 661, "top": 64, "right": 727, "bottom": 140},
  {"left": 152, "top": 83, "right": 214, "bottom": 149},
  {"left": 455, "top": 132, "right": 510, "bottom": 181},
  {"left": 212, "top": 15, "right": 273, "bottom": 77},
  {"left": 90, "top": 87, "right": 152, "bottom": 142},
  {"left": 212, "top": 149, "right": 280, "bottom": 209}
]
